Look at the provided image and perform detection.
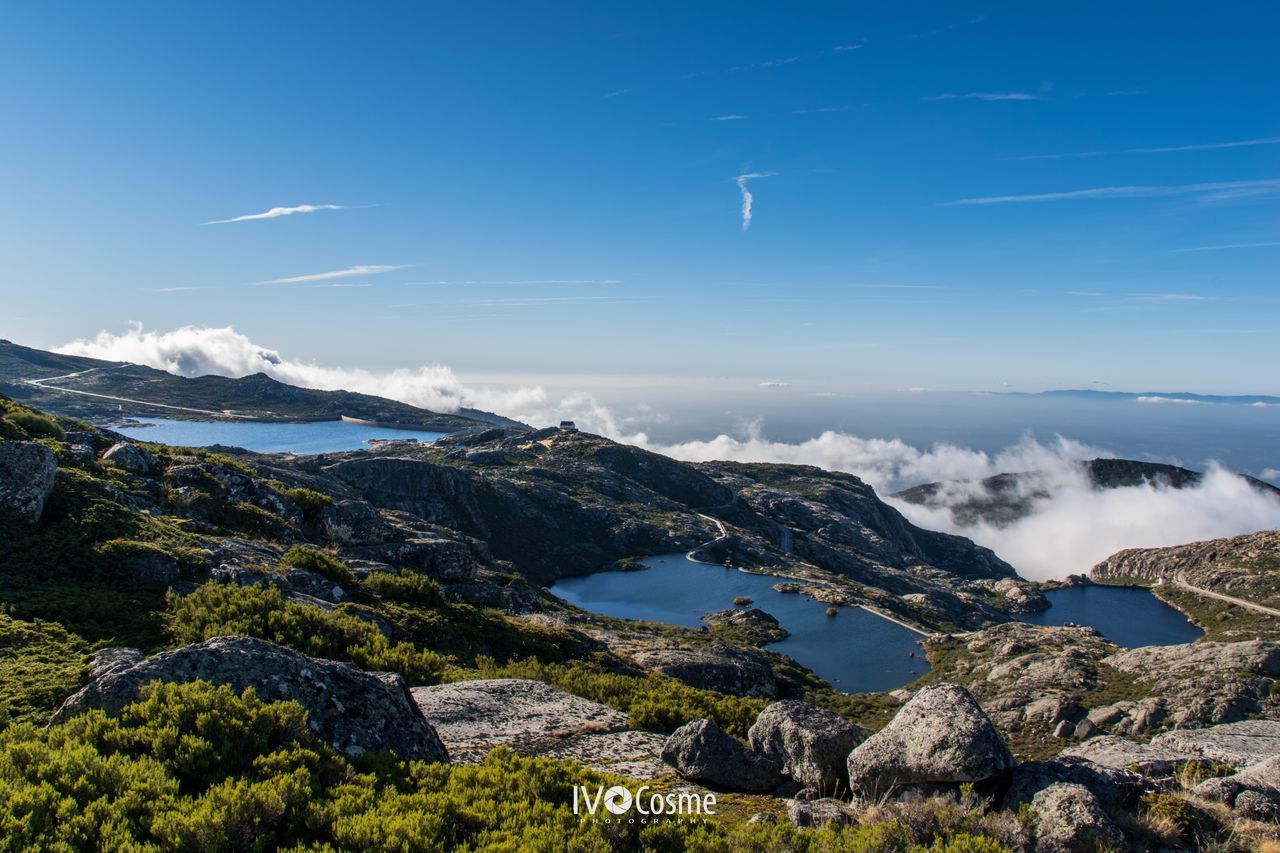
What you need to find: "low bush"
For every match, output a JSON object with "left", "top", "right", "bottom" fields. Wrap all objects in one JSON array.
[
  {"left": 279, "top": 544, "right": 354, "bottom": 586},
  {"left": 363, "top": 571, "right": 445, "bottom": 607},
  {"left": 2, "top": 406, "right": 65, "bottom": 440},
  {"left": 165, "top": 583, "right": 450, "bottom": 686},
  {"left": 280, "top": 486, "right": 332, "bottom": 520}
]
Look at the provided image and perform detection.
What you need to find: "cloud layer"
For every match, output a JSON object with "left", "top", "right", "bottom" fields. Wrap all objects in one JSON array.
[
  {"left": 207, "top": 204, "right": 345, "bottom": 224},
  {"left": 56, "top": 325, "right": 1280, "bottom": 581}
]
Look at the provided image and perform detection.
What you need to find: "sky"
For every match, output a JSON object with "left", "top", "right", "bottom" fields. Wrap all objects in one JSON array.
[{"left": 1, "top": 1, "right": 1278, "bottom": 393}]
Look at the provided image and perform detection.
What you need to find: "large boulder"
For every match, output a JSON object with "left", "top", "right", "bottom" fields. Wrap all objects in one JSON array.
[
  {"left": 629, "top": 647, "right": 777, "bottom": 699},
  {"left": 660, "top": 718, "right": 784, "bottom": 793},
  {"left": 1005, "top": 756, "right": 1150, "bottom": 811},
  {"left": 845, "top": 683, "right": 1015, "bottom": 799},
  {"left": 1031, "top": 782, "right": 1124, "bottom": 853},
  {"left": 1193, "top": 755, "right": 1280, "bottom": 818},
  {"left": 411, "top": 678, "right": 667, "bottom": 778},
  {"left": 0, "top": 440, "right": 57, "bottom": 524},
  {"left": 53, "top": 636, "right": 447, "bottom": 762},
  {"left": 102, "top": 441, "right": 156, "bottom": 475},
  {"left": 1062, "top": 720, "right": 1280, "bottom": 774},
  {"left": 748, "top": 700, "right": 869, "bottom": 793}
]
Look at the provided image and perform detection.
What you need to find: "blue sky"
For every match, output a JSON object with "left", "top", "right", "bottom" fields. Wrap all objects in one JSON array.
[{"left": 1, "top": 1, "right": 1277, "bottom": 393}]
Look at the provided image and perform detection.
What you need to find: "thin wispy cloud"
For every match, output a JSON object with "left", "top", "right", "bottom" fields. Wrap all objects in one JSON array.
[
  {"left": 474, "top": 295, "right": 651, "bottom": 307},
  {"left": 153, "top": 286, "right": 212, "bottom": 293},
  {"left": 206, "top": 203, "right": 346, "bottom": 225},
  {"left": 306, "top": 283, "right": 375, "bottom": 289},
  {"left": 734, "top": 172, "right": 775, "bottom": 230},
  {"left": 603, "top": 87, "right": 632, "bottom": 98},
  {"left": 926, "top": 92, "right": 1042, "bottom": 102},
  {"left": 1128, "top": 293, "right": 1209, "bottom": 303},
  {"left": 1175, "top": 241, "right": 1280, "bottom": 252},
  {"left": 1015, "top": 136, "right": 1280, "bottom": 161},
  {"left": 831, "top": 44, "right": 863, "bottom": 53},
  {"left": 711, "top": 114, "right": 747, "bottom": 121},
  {"left": 407, "top": 279, "right": 623, "bottom": 286},
  {"left": 945, "top": 177, "right": 1280, "bottom": 206},
  {"left": 793, "top": 105, "right": 853, "bottom": 115},
  {"left": 257, "top": 264, "right": 409, "bottom": 285}
]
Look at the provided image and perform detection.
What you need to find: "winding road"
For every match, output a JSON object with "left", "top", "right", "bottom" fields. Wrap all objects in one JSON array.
[
  {"left": 1171, "top": 573, "right": 1280, "bottom": 619},
  {"left": 22, "top": 368, "right": 254, "bottom": 419}
]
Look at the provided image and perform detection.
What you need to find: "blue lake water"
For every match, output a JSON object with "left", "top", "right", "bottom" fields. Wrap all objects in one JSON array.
[
  {"left": 113, "top": 417, "right": 445, "bottom": 454},
  {"left": 1018, "top": 585, "right": 1203, "bottom": 647},
  {"left": 550, "top": 554, "right": 929, "bottom": 694}
]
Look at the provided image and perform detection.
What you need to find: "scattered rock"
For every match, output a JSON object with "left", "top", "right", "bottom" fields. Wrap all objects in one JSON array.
[
  {"left": 630, "top": 647, "right": 777, "bottom": 699},
  {"left": 0, "top": 440, "right": 57, "bottom": 524},
  {"left": 702, "top": 607, "right": 789, "bottom": 643},
  {"left": 53, "top": 636, "right": 446, "bottom": 762},
  {"left": 845, "top": 683, "right": 1015, "bottom": 800},
  {"left": 102, "top": 442, "right": 156, "bottom": 474},
  {"left": 748, "top": 700, "right": 869, "bottom": 793},
  {"left": 660, "top": 718, "right": 784, "bottom": 793},
  {"left": 1030, "top": 782, "right": 1124, "bottom": 853},
  {"left": 785, "top": 797, "right": 855, "bottom": 829}
]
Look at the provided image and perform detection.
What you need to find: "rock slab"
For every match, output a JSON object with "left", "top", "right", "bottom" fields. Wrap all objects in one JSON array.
[
  {"left": 748, "top": 700, "right": 869, "bottom": 793},
  {"left": 0, "top": 440, "right": 57, "bottom": 524}
]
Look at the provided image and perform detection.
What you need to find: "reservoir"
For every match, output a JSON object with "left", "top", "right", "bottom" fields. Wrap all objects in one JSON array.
[
  {"left": 1017, "top": 585, "right": 1203, "bottom": 647},
  {"left": 551, "top": 553, "right": 929, "bottom": 694},
  {"left": 112, "top": 417, "right": 445, "bottom": 454}
]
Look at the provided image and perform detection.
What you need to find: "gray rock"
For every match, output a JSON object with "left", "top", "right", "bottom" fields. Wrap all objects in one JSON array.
[
  {"left": 630, "top": 647, "right": 777, "bottom": 699},
  {"left": 660, "top": 718, "right": 784, "bottom": 793},
  {"left": 1030, "top": 783, "right": 1124, "bottom": 853},
  {"left": 1193, "top": 755, "right": 1280, "bottom": 817},
  {"left": 53, "top": 636, "right": 446, "bottom": 762},
  {"left": 1063, "top": 720, "right": 1280, "bottom": 774},
  {"left": 102, "top": 441, "right": 156, "bottom": 474},
  {"left": 746, "top": 812, "right": 778, "bottom": 825},
  {"left": 748, "top": 700, "right": 869, "bottom": 793},
  {"left": 1234, "top": 789, "right": 1280, "bottom": 821},
  {"left": 845, "top": 683, "right": 1015, "bottom": 800},
  {"left": 1005, "top": 757, "right": 1149, "bottom": 810},
  {"left": 1073, "top": 718, "right": 1100, "bottom": 740},
  {"left": 348, "top": 537, "right": 477, "bottom": 580},
  {"left": 0, "top": 440, "right": 57, "bottom": 524},
  {"left": 411, "top": 678, "right": 667, "bottom": 776},
  {"left": 1023, "top": 695, "right": 1081, "bottom": 726},
  {"left": 785, "top": 797, "right": 855, "bottom": 828}
]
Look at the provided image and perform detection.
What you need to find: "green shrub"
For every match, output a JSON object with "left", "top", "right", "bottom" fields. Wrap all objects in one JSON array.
[
  {"left": 165, "top": 583, "right": 449, "bottom": 686},
  {"left": 363, "top": 571, "right": 445, "bottom": 607},
  {"left": 280, "top": 545, "right": 354, "bottom": 586},
  {"left": 0, "top": 613, "right": 88, "bottom": 727},
  {"left": 281, "top": 487, "right": 332, "bottom": 520},
  {"left": 3, "top": 408, "right": 64, "bottom": 440}
]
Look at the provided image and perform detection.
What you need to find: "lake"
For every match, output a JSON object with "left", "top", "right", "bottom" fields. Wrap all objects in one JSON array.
[
  {"left": 550, "top": 553, "right": 929, "bottom": 694},
  {"left": 1018, "top": 585, "right": 1203, "bottom": 647},
  {"left": 113, "top": 417, "right": 445, "bottom": 454}
]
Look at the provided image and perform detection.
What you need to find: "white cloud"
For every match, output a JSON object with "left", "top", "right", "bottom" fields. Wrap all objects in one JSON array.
[
  {"left": 711, "top": 114, "right": 747, "bottom": 121},
  {"left": 891, "top": 464, "right": 1280, "bottom": 580},
  {"left": 1176, "top": 241, "right": 1280, "bottom": 252},
  {"left": 926, "top": 92, "right": 1042, "bottom": 102},
  {"left": 735, "top": 172, "right": 774, "bottom": 230},
  {"left": 758, "top": 381, "right": 788, "bottom": 388},
  {"left": 257, "top": 264, "right": 409, "bottom": 285},
  {"left": 1137, "top": 396, "right": 1203, "bottom": 405},
  {"left": 946, "top": 178, "right": 1280, "bottom": 206},
  {"left": 206, "top": 204, "right": 345, "bottom": 225},
  {"left": 1263, "top": 468, "right": 1280, "bottom": 482}
]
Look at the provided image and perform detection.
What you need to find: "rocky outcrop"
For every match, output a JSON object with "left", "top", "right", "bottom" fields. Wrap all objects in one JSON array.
[
  {"left": 53, "top": 636, "right": 447, "bottom": 762},
  {"left": 348, "top": 537, "right": 477, "bottom": 580},
  {"left": 845, "top": 683, "right": 1015, "bottom": 799},
  {"left": 102, "top": 441, "right": 156, "bottom": 474},
  {"left": 1193, "top": 755, "right": 1280, "bottom": 819},
  {"left": 0, "top": 440, "right": 57, "bottom": 524},
  {"left": 702, "top": 607, "right": 789, "bottom": 643},
  {"left": 1064, "top": 720, "right": 1280, "bottom": 774},
  {"left": 629, "top": 647, "right": 777, "bottom": 699},
  {"left": 410, "top": 678, "right": 666, "bottom": 778},
  {"left": 661, "top": 718, "right": 784, "bottom": 793},
  {"left": 1004, "top": 757, "right": 1149, "bottom": 811},
  {"left": 748, "top": 700, "right": 869, "bottom": 793},
  {"left": 785, "top": 797, "right": 855, "bottom": 828},
  {"left": 1103, "top": 640, "right": 1280, "bottom": 727},
  {"left": 1030, "top": 783, "right": 1124, "bottom": 853}
]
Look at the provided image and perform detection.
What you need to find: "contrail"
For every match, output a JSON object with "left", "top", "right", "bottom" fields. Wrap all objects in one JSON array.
[{"left": 735, "top": 172, "right": 775, "bottom": 230}]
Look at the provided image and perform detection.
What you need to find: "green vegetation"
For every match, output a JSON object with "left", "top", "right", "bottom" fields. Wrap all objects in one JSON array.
[
  {"left": 280, "top": 486, "right": 333, "bottom": 520},
  {"left": 362, "top": 571, "right": 445, "bottom": 607},
  {"left": 165, "top": 584, "right": 450, "bottom": 686},
  {"left": 0, "top": 680, "right": 1017, "bottom": 851},
  {"left": 279, "top": 544, "right": 355, "bottom": 586},
  {"left": 0, "top": 613, "right": 87, "bottom": 726},
  {"left": 0, "top": 399, "right": 66, "bottom": 442}
]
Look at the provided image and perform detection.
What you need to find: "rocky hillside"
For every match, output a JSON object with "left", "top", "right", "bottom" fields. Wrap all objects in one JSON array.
[
  {"left": 5, "top": 395, "right": 1280, "bottom": 848},
  {"left": 0, "top": 338, "right": 520, "bottom": 431},
  {"left": 893, "top": 458, "right": 1280, "bottom": 527}
]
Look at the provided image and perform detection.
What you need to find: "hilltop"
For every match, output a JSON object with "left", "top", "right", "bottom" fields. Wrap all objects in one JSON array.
[{"left": 0, "top": 338, "right": 522, "bottom": 432}]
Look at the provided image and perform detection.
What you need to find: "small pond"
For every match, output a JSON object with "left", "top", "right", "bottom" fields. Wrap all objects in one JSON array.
[
  {"left": 550, "top": 553, "right": 929, "bottom": 694},
  {"left": 1017, "top": 585, "right": 1203, "bottom": 647},
  {"left": 112, "top": 417, "right": 445, "bottom": 455}
]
